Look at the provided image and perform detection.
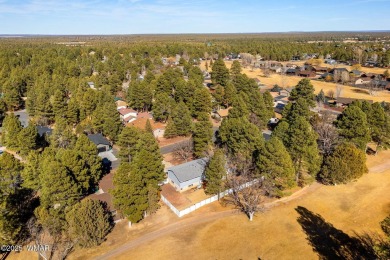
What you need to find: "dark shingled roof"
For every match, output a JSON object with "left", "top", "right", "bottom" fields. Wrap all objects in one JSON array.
[
  {"left": 167, "top": 158, "right": 208, "bottom": 183},
  {"left": 36, "top": 126, "right": 52, "bottom": 137},
  {"left": 88, "top": 133, "right": 111, "bottom": 146}
]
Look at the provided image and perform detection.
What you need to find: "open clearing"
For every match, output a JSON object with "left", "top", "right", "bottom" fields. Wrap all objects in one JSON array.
[
  {"left": 113, "top": 151, "right": 390, "bottom": 260},
  {"left": 10, "top": 151, "right": 390, "bottom": 260},
  {"left": 201, "top": 60, "right": 390, "bottom": 103}
]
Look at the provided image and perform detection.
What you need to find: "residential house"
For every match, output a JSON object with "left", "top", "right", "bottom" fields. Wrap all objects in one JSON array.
[
  {"left": 313, "top": 66, "right": 328, "bottom": 73},
  {"left": 279, "top": 87, "right": 294, "bottom": 97},
  {"left": 115, "top": 100, "right": 128, "bottom": 110},
  {"left": 336, "top": 97, "right": 373, "bottom": 107},
  {"left": 269, "top": 67, "right": 283, "bottom": 74},
  {"left": 167, "top": 158, "right": 208, "bottom": 192},
  {"left": 118, "top": 108, "right": 137, "bottom": 123},
  {"left": 354, "top": 78, "right": 371, "bottom": 86},
  {"left": 286, "top": 68, "right": 297, "bottom": 75},
  {"left": 297, "top": 70, "right": 316, "bottom": 78},
  {"left": 274, "top": 101, "right": 286, "bottom": 114},
  {"left": 87, "top": 82, "right": 96, "bottom": 90},
  {"left": 88, "top": 133, "right": 111, "bottom": 153},
  {"left": 36, "top": 126, "right": 52, "bottom": 137}
]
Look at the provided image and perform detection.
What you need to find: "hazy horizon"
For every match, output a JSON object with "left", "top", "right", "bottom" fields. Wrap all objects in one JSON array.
[{"left": 1, "top": 0, "right": 390, "bottom": 35}]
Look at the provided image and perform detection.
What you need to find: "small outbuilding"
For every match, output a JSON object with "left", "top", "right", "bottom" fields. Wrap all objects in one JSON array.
[{"left": 167, "top": 158, "right": 208, "bottom": 192}]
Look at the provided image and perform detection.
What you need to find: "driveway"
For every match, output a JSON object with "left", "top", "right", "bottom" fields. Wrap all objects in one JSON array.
[{"left": 12, "top": 109, "right": 29, "bottom": 127}]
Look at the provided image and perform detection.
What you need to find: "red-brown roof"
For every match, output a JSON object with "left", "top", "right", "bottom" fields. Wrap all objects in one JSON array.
[{"left": 118, "top": 108, "right": 136, "bottom": 116}]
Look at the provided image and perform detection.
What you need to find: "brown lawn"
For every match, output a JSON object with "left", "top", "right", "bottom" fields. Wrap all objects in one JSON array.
[
  {"left": 113, "top": 151, "right": 390, "bottom": 260},
  {"left": 200, "top": 60, "right": 390, "bottom": 103},
  {"left": 10, "top": 151, "right": 390, "bottom": 260}
]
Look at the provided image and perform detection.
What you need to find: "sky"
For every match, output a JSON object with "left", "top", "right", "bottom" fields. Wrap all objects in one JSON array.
[{"left": 0, "top": 0, "right": 390, "bottom": 35}]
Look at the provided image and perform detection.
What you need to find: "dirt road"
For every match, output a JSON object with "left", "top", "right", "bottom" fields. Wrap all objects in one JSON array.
[{"left": 94, "top": 183, "right": 321, "bottom": 260}]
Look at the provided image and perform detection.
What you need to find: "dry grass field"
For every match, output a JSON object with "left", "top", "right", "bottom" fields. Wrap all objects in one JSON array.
[
  {"left": 200, "top": 60, "right": 390, "bottom": 103},
  {"left": 10, "top": 151, "right": 390, "bottom": 260},
  {"left": 116, "top": 151, "right": 390, "bottom": 260}
]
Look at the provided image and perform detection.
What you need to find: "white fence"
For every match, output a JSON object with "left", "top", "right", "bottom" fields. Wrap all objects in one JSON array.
[{"left": 161, "top": 180, "right": 257, "bottom": 217}]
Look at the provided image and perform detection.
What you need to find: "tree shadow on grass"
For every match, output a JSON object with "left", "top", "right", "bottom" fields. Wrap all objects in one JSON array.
[{"left": 295, "top": 206, "right": 377, "bottom": 260}]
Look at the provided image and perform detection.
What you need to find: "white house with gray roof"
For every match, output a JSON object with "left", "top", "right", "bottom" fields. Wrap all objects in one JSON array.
[{"left": 167, "top": 158, "right": 208, "bottom": 192}]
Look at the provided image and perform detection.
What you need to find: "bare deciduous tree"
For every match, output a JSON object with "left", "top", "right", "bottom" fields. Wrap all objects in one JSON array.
[
  {"left": 313, "top": 120, "right": 339, "bottom": 156},
  {"left": 173, "top": 139, "right": 193, "bottom": 162},
  {"left": 326, "top": 90, "right": 335, "bottom": 99},
  {"left": 224, "top": 172, "right": 268, "bottom": 221},
  {"left": 223, "top": 155, "right": 271, "bottom": 221}
]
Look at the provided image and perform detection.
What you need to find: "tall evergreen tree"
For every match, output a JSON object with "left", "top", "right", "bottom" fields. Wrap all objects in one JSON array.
[
  {"left": 163, "top": 117, "right": 177, "bottom": 138},
  {"left": 152, "top": 93, "right": 172, "bottom": 122},
  {"left": 192, "top": 88, "right": 212, "bottom": 118},
  {"left": 211, "top": 58, "right": 230, "bottom": 87},
  {"left": 66, "top": 199, "right": 112, "bottom": 248},
  {"left": 145, "top": 119, "right": 154, "bottom": 135},
  {"left": 52, "top": 89, "right": 67, "bottom": 117},
  {"left": 289, "top": 78, "right": 316, "bottom": 107},
  {"left": 193, "top": 113, "right": 213, "bottom": 158},
  {"left": 336, "top": 105, "right": 370, "bottom": 150},
  {"left": 40, "top": 160, "right": 81, "bottom": 209},
  {"left": 112, "top": 162, "right": 148, "bottom": 224},
  {"left": 171, "top": 101, "right": 192, "bottom": 136},
  {"left": 1, "top": 113, "right": 22, "bottom": 150},
  {"left": 256, "top": 137, "right": 295, "bottom": 195},
  {"left": 219, "top": 117, "right": 264, "bottom": 159},
  {"left": 118, "top": 127, "right": 142, "bottom": 163},
  {"left": 17, "top": 124, "right": 38, "bottom": 156},
  {"left": 287, "top": 116, "right": 321, "bottom": 184},
  {"left": 204, "top": 149, "right": 226, "bottom": 195},
  {"left": 74, "top": 134, "right": 102, "bottom": 186},
  {"left": 320, "top": 142, "right": 368, "bottom": 185},
  {"left": 21, "top": 150, "right": 41, "bottom": 190}
]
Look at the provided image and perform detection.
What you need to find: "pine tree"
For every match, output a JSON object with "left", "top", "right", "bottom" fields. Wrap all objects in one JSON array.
[
  {"left": 101, "top": 101, "right": 122, "bottom": 142},
  {"left": 320, "top": 142, "right": 368, "bottom": 184},
  {"left": 256, "top": 137, "right": 295, "bottom": 195},
  {"left": 317, "top": 89, "right": 326, "bottom": 103},
  {"left": 163, "top": 117, "right": 177, "bottom": 138},
  {"left": 289, "top": 78, "right": 316, "bottom": 107},
  {"left": 112, "top": 162, "right": 148, "bottom": 224},
  {"left": 118, "top": 127, "right": 142, "bottom": 163},
  {"left": 58, "top": 149, "right": 90, "bottom": 193},
  {"left": 287, "top": 116, "right": 321, "bottom": 184},
  {"left": 336, "top": 105, "right": 370, "bottom": 150},
  {"left": 1, "top": 113, "right": 22, "bottom": 150},
  {"left": 145, "top": 119, "right": 154, "bottom": 135},
  {"left": 21, "top": 151, "right": 41, "bottom": 190},
  {"left": 152, "top": 93, "right": 172, "bottom": 122},
  {"left": 219, "top": 117, "right": 264, "bottom": 159},
  {"left": 17, "top": 124, "right": 38, "bottom": 156},
  {"left": 192, "top": 88, "right": 212, "bottom": 118},
  {"left": 134, "top": 133, "right": 165, "bottom": 186},
  {"left": 50, "top": 116, "right": 76, "bottom": 149},
  {"left": 230, "top": 60, "right": 242, "bottom": 78},
  {"left": 66, "top": 98, "right": 79, "bottom": 125},
  {"left": 204, "top": 149, "right": 226, "bottom": 195},
  {"left": 211, "top": 58, "right": 230, "bottom": 87},
  {"left": 0, "top": 154, "right": 23, "bottom": 244},
  {"left": 74, "top": 134, "right": 102, "bottom": 185},
  {"left": 146, "top": 185, "right": 160, "bottom": 215},
  {"left": 40, "top": 160, "right": 81, "bottom": 209},
  {"left": 282, "top": 98, "right": 311, "bottom": 122},
  {"left": 52, "top": 89, "right": 67, "bottom": 117},
  {"left": 193, "top": 113, "right": 213, "bottom": 158},
  {"left": 66, "top": 199, "right": 112, "bottom": 248},
  {"left": 171, "top": 101, "right": 192, "bottom": 136},
  {"left": 223, "top": 82, "right": 236, "bottom": 107},
  {"left": 263, "top": 90, "right": 275, "bottom": 119}
]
